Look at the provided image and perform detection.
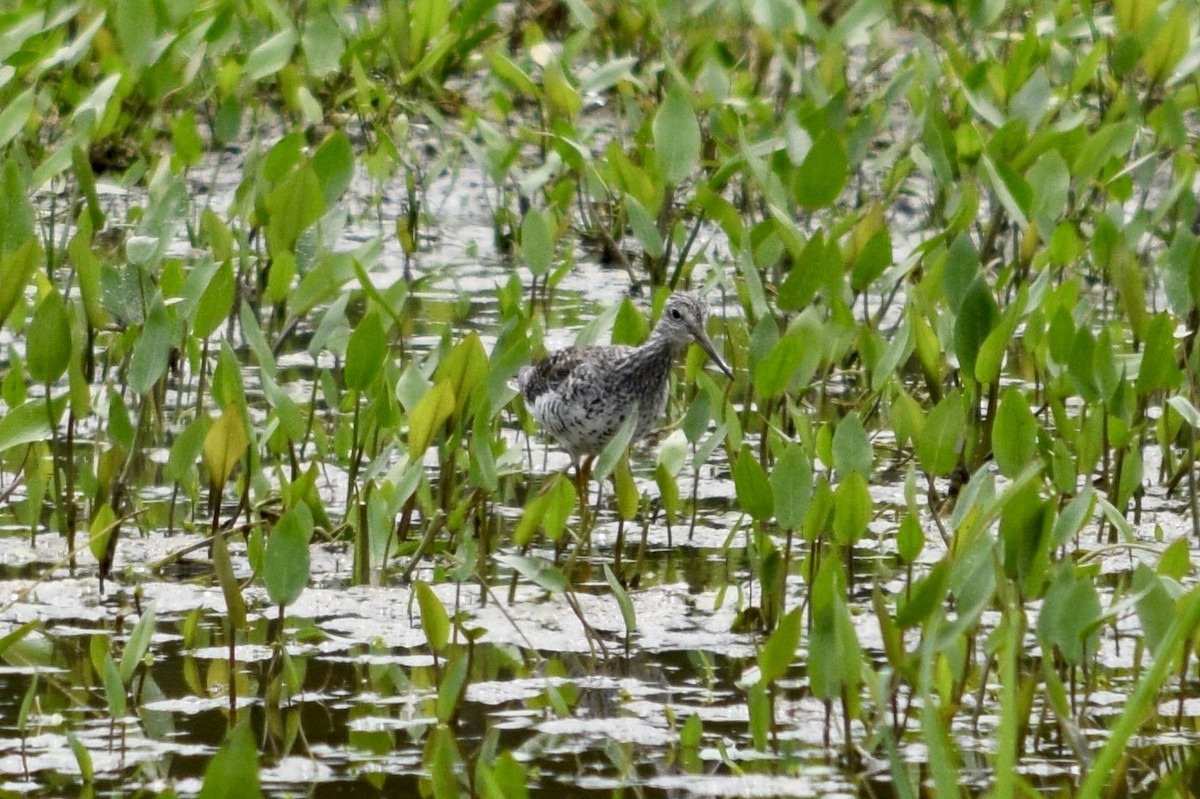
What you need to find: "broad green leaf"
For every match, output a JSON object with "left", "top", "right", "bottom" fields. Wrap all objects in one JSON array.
[
  {"left": 1143, "top": 5, "right": 1189, "bottom": 84},
  {"left": 896, "top": 559, "right": 950, "bottom": 627},
  {"left": 129, "top": 297, "right": 174, "bottom": 396},
  {"left": 770, "top": 444, "right": 811, "bottom": 530},
  {"left": 192, "top": 259, "right": 235, "bottom": 338},
  {"left": 917, "top": 391, "right": 965, "bottom": 477},
  {"left": 197, "top": 720, "right": 263, "bottom": 799},
  {"left": 493, "top": 553, "right": 568, "bottom": 593},
  {"left": 433, "top": 331, "right": 488, "bottom": 415},
  {"left": 245, "top": 28, "right": 299, "bottom": 81},
  {"left": 88, "top": 502, "right": 118, "bottom": 568},
  {"left": 832, "top": 412, "right": 872, "bottom": 477},
  {"left": 408, "top": 380, "right": 455, "bottom": 458},
  {"left": 26, "top": 291, "right": 71, "bottom": 384},
  {"left": 733, "top": 446, "right": 773, "bottom": 521},
  {"left": 808, "top": 557, "right": 860, "bottom": 700},
  {"left": 653, "top": 83, "right": 701, "bottom": 186},
  {"left": 1135, "top": 313, "right": 1180, "bottom": 395},
  {"left": 625, "top": 194, "right": 663, "bottom": 259},
  {"left": 436, "top": 650, "right": 470, "bottom": 724},
  {"left": 115, "top": 0, "right": 156, "bottom": 68},
  {"left": 102, "top": 654, "right": 126, "bottom": 719},
  {"left": 992, "top": 387, "right": 1037, "bottom": 478},
  {"left": 415, "top": 581, "right": 451, "bottom": 654},
  {"left": 521, "top": 207, "right": 553, "bottom": 276},
  {"left": 593, "top": 409, "right": 638, "bottom": 482},
  {"left": 312, "top": 130, "right": 354, "bottom": 205},
  {"left": 832, "top": 471, "right": 871, "bottom": 545},
  {"left": 753, "top": 333, "right": 802, "bottom": 399},
  {"left": 0, "top": 161, "right": 35, "bottom": 257},
  {"left": 266, "top": 164, "right": 325, "bottom": 256},
  {"left": 617, "top": 458, "right": 640, "bottom": 520},
  {"left": 344, "top": 311, "right": 386, "bottom": 391},
  {"left": 264, "top": 505, "right": 313, "bottom": 608},
  {"left": 897, "top": 513, "right": 924, "bottom": 563},
  {"left": 954, "top": 279, "right": 999, "bottom": 379},
  {"left": 0, "top": 88, "right": 33, "bottom": 150},
  {"left": 794, "top": 130, "right": 847, "bottom": 209},
  {"left": 758, "top": 607, "right": 802, "bottom": 685},
  {"left": 203, "top": 408, "right": 248, "bottom": 488},
  {"left": 1037, "top": 563, "right": 1100, "bottom": 665}
]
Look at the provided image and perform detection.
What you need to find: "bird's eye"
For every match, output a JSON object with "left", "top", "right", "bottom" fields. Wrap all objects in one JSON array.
[{"left": 669, "top": 307, "right": 683, "bottom": 320}]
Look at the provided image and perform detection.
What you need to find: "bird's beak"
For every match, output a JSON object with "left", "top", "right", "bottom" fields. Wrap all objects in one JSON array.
[{"left": 694, "top": 329, "right": 733, "bottom": 380}]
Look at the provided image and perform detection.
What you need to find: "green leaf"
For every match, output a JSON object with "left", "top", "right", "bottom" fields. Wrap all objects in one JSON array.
[
  {"left": 753, "top": 333, "right": 801, "bottom": 399},
  {"left": 0, "top": 394, "right": 64, "bottom": 454},
  {"left": 625, "top": 194, "right": 663, "bottom": 259},
  {"left": 493, "top": 553, "right": 568, "bottom": 593},
  {"left": 733, "top": 446, "right": 773, "bottom": 521},
  {"left": 68, "top": 732, "right": 93, "bottom": 784},
  {"left": 808, "top": 558, "right": 860, "bottom": 700},
  {"left": 897, "top": 513, "right": 924, "bottom": 562},
  {"left": 954, "top": 279, "right": 999, "bottom": 379},
  {"left": 102, "top": 654, "right": 126, "bottom": 719},
  {"left": 794, "top": 130, "right": 848, "bottom": 209},
  {"left": 0, "top": 88, "right": 33, "bottom": 150},
  {"left": 118, "top": 603, "right": 156, "bottom": 685},
  {"left": 770, "top": 444, "right": 811, "bottom": 530},
  {"left": 521, "top": 207, "right": 553, "bottom": 276},
  {"left": 758, "top": 607, "right": 802, "bottom": 685},
  {"left": 593, "top": 409, "right": 639, "bottom": 482},
  {"left": 0, "top": 238, "right": 40, "bottom": 330},
  {"left": 211, "top": 524, "right": 247, "bottom": 631},
  {"left": 436, "top": 650, "right": 470, "bottom": 724},
  {"left": 832, "top": 471, "right": 871, "bottom": 545},
  {"left": 203, "top": 407, "right": 248, "bottom": 488},
  {"left": 115, "top": 0, "right": 156, "bottom": 67},
  {"left": 1143, "top": 4, "right": 1189, "bottom": 84},
  {"left": 89, "top": 502, "right": 118, "bottom": 563},
  {"left": 416, "top": 581, "right": 451, "bottom": 654},
  {"left": 193, "top": 259, "right": 235, "bottom": 339},
  {"left": 653, "top": 83, "right": 701, "bottom": 186},
  {"left": 917, "top": 390, "right": 965, "bottom": 477},
  {"left": 266, "top": 164, "right": 325, "bottom": 256},
  {"left": 896, "top": 559, "right": 950, "bottom": 627},
  {"left": 1037, "top": 563, "right": 1100, "bottom": 665},
  {"left": 1135, "top": 313, "right": 1180, "bottom": 395},
  {"left": 312, "top": 130, "right": 354, "bottom": 205},
  {"left": 26, "top": 291, "right": 71, "bottom": 384},
  {"left": 264, "top": 505, "right": 313, "bottom": 608},
  {"left": 129, "top": 296, "right": 174, "bottom": 396},
  {"left": 604, "top": 564, "right": 637, "bottom": 637},
  {"left": 198, "top": 719, "right": 263, "bottom": 799},
  {"left": 245, "top": 28, "right": 299, "bottom": 81},
  {"left": 344, "top": 311, "right": 386, "bottom": 391},
  {"left": 832, "top": 412, "right": 872, "bottom": 476},
  {"left": 992, "top": 387, "right": 1038, "bottom": 478},
  {"left": 409, "top": 380, "right": 456, "bottom": 458}
]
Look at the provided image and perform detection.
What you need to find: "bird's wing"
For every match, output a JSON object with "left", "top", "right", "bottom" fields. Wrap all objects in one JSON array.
[{"left": 519, "top": 344, "right": 633, "bottom": 403}]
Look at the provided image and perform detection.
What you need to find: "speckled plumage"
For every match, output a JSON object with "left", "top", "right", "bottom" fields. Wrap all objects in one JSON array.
[{"left": 519, "top": 293, "right": 732, "bottom": 463}]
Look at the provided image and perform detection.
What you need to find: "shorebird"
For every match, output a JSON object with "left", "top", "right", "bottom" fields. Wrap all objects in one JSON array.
[{"left": 518, "top": 292, "right": 733, "bottom": 495}]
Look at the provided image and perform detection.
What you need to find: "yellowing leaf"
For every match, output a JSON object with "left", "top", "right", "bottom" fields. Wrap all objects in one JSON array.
[
  {"left": 408, "top": 380, "right": 455, "bottom": 459},
  {"left": 203, "top": 408, "right": 249, "bottom": 488}
]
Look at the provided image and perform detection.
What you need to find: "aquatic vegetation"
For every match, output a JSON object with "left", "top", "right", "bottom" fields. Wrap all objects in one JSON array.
[{"left": 0, "top": 0, "right": 1198, "bottom": 796}]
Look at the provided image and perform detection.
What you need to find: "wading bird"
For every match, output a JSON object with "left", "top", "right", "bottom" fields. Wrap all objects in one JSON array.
[{"left": 518, "top": 292, "right": 733, "bottom": 498}]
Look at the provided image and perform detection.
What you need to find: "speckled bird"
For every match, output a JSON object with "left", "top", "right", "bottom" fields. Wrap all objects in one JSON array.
[{"left": 518, "top": 292, "right": 733, "bottom": 482}]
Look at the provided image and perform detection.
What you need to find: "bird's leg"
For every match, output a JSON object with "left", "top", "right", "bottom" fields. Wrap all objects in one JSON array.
[{"left": 575, "top": 456, "right": 594, "bottom": 522}]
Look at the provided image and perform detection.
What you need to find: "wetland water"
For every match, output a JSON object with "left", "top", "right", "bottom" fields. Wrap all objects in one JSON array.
[{"left": 0, "top": 142, "right": 1194, "bottom": 798}]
